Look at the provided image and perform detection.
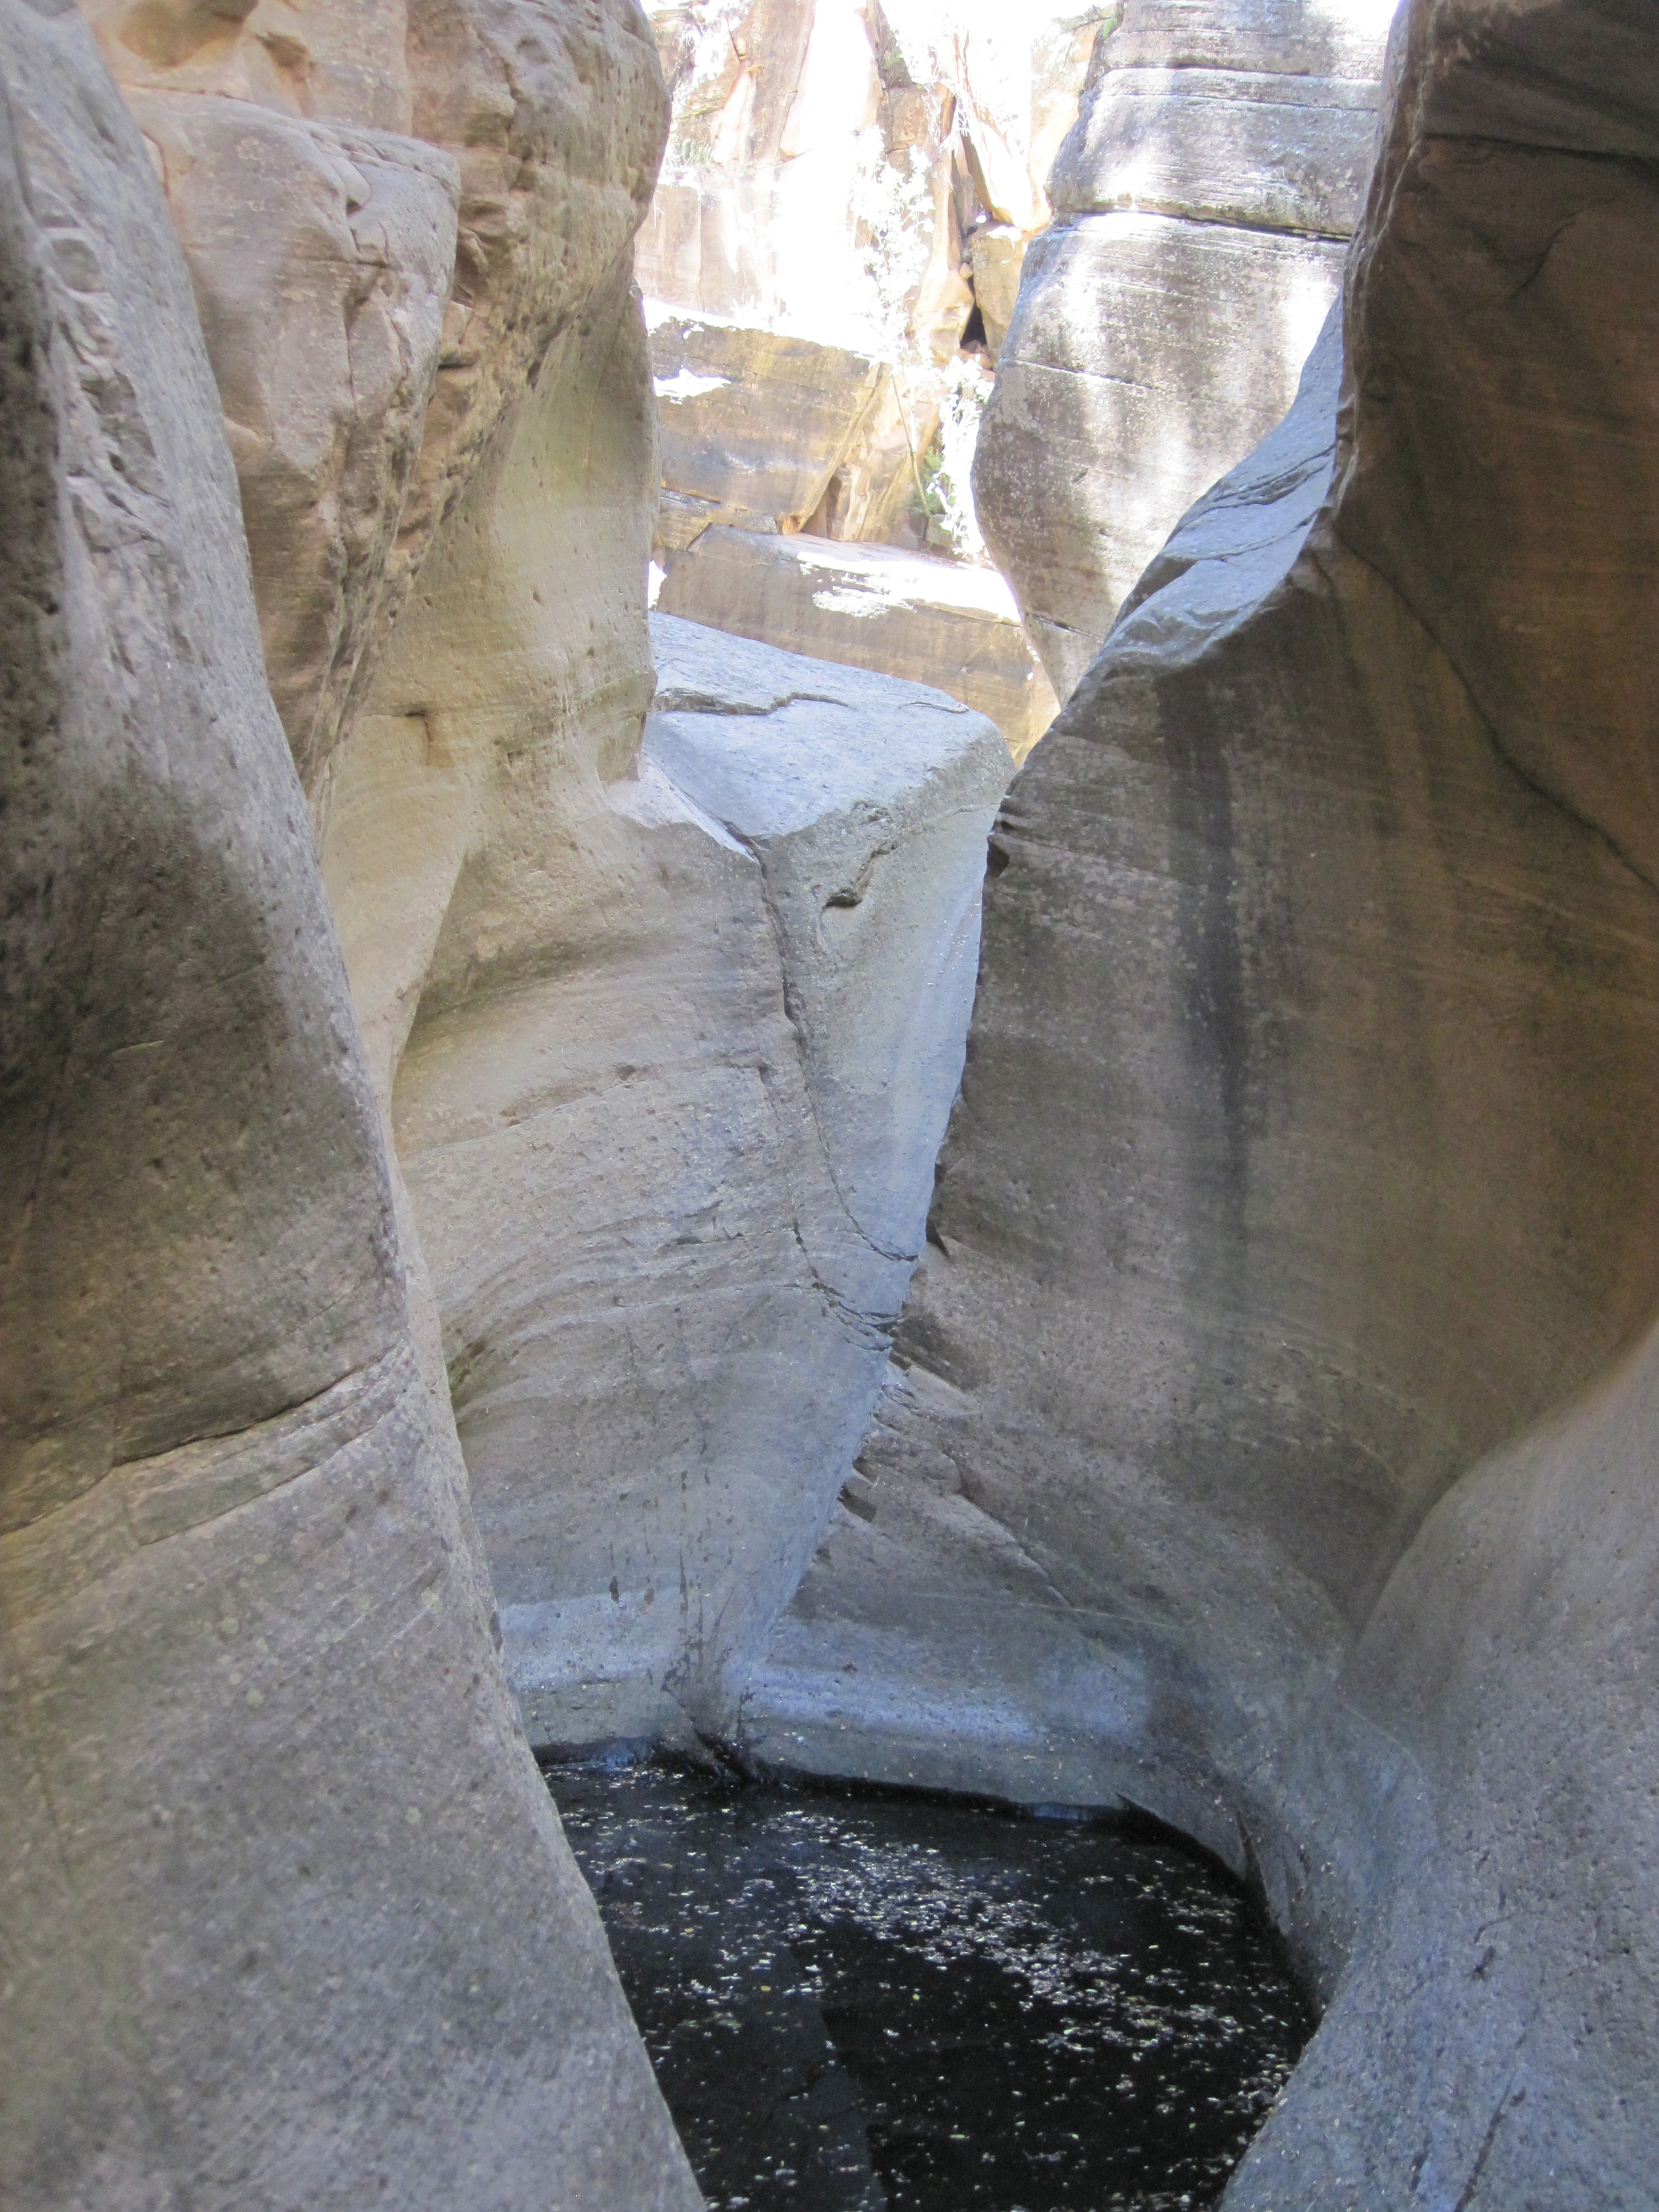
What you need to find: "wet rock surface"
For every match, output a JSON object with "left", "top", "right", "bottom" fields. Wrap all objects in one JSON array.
[{"left": 547, "top": 1759, "right": 1312, "bottom": 2212}]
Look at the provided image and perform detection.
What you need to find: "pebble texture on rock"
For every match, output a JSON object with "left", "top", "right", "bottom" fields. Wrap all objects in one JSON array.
[
  {"left": 975, "top": 0, "right": 1391, "bottom": 700},
  {"left": 751, "top": 2, "right": 1659, "bottom": 2200},
  {"left": 0, "top": 9, "right": 700, "bottom": 2207},
  {"left": 358, "top": 605, "right": 1008, "bottom": 1749}
]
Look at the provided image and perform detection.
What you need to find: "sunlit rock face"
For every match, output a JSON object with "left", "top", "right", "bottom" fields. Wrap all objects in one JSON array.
[
  {"left": 751, "top": 0, "right": 1659, "bottom": 2198},
  {"left": 656, "top": 525, "right": 1057, "bottom": 759},
  {"left": 651, "top": 311, "right": 890, "bottom": 538},
  {"left": 638, "top": 0, "right": 1088, "bottom": 740},
  {"left": 975, "top": 0, "right": 1393, "bottom": 700},
  {"left": 638, "top": 0, "right": 1095, "bottom": 364},
  {"left": 0, "top": 10, "right": 700, "bottom": 2207}
]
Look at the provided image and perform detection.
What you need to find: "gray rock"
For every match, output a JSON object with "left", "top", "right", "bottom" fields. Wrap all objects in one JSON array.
[
  {"left": 751, "top": 1, "right": 1659, "bottom": 2198},
  {"left": 975, "top": 211, "right": 1348, "bottom": 696},
  {"left": 975, "top": 0, "right": 1390, "bottom": 700},
  {"left": 0, "top": 9, "right": 699, "bottom": 2207},
  {"left": 377, "top": 608, "right": 1009, "bottom": 1749}
]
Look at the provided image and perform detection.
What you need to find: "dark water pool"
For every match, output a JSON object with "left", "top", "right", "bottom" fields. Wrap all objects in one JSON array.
[{"left": 545, "top": 1759, "right": 1311, "bottom": 2212}]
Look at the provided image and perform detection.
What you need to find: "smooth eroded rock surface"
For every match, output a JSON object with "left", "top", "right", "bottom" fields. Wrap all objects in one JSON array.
[
  {"left": 656, "top": 526, "right": 1059, "bottom": 761},
  {"left": 327, "top": 503, "right": 1007, "bottom": 1749},
  {"left": 0, "top": 11, "right": 699, "bottom": 2206},
  {"left": 975, "top": 0, "right": 1390, "bottom": 699},
  {"left": 751, "top": 2, "right": 1659, "bottom": 2199}
]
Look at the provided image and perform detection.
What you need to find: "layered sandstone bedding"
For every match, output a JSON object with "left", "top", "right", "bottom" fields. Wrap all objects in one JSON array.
[
  {"left": 0, "top": 5, "right": 699, "bottom": 2203},
  {"left": 656, "top": 525, "right": 1057, "bottom": 758},
  {"left": 637, "top": 0, "right": 1089, "bottom": 745}
]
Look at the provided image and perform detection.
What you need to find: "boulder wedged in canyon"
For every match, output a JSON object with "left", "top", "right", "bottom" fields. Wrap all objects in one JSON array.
[
  {"left": 974, "top": 0, "right": 1390, "bottom": 700},
  {"left": 751, "top": 0, "right": 1659, "bottom": 2197},
  {"left": 342, "top": 574, "right": 1007, "bottom": 1748},
  {"left": 0, "top": 9, "right": 699, "bottom": 2207},
  {"left": 656, "top": 525, "right": 1058, "bottom": 761}
]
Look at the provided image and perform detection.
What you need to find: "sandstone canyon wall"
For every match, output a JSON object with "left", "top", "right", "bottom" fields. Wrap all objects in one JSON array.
[
  {"left": 751, "top": 0, "right": 1659, "bottom": 2199},
  {"left": 640, "top": 0, "right": 1089, "bottom": 757},
  {"left": 347, "top": 549, "right": 1006, "bottom": 1751},
  {"left": 78, "top": 0, "right": 1011, "bottom": 1761},
  {"left": 0, "top": 6, "right": 699, "bottom": 2204},
  {"left": 11, "top": 0, "right": 1659, "bottom": 2197},
  {"left": 976, "top": 0, "right": 1393, "bottom": 699},
  {"left": 81, "top": 0, "right": 671, "bottom": 810}
]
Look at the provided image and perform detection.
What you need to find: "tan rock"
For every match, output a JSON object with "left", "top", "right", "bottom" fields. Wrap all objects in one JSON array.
[
  {"left": 130, "top": 92, "right": 460, "bottom": 794},
  {"left": 968, "top": 221, "right": 1024, "bottom": 360},
  {"left": 638, "top": 1, "right": 1104, "bottom": 561},
  {"left": 89, "top": 0, "right": 669, "bottom": 799},
  {"left": 394, "top": 0, "right": 670, "bottom": 654},
  {"left": 0, "top": 13, "right": 699, "bottom": 2206},
  {"left": 80, "top": 0, "right": 414, "bottom": 124},
  {"left": 651, "top": 309, "right": 887, "bottom": 532},
  {"left": 656, "top": 524, "right": 1059, "bottom": 759}
]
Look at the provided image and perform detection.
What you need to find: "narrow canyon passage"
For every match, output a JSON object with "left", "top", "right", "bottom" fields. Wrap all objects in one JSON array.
[{"left": 5, "top": 0, "right": 1657, "bottom": 2207}]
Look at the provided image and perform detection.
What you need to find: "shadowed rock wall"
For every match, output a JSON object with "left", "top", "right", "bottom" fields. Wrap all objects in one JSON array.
[
  {"left": 749, "top": 1, "right": 1659, "bottom": 2197},
  {"left": 0, "top": 7, "right": 700, "bottom": 2205}
]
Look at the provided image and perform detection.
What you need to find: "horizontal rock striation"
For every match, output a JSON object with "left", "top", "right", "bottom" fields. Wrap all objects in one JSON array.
[
  {"left": 0, "top": 9, "right": 699, "bottom": 2205},
  {"left": 651, "top": 309, "right": 889, "bottom": 538},
  {"left": 975, "top": 0, "right": 1391, "bottom": 700},
  {"left": 637, "top": 0, "right": 1087, "bottom": 745},
  {"left": 751, "top": 0, "right": 1659, "bottom": 2199}
]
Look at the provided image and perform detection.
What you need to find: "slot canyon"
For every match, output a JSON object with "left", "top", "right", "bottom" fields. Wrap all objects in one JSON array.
[{"left": 1, "top": 0, "right": 1656, "bottom": 2207}]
